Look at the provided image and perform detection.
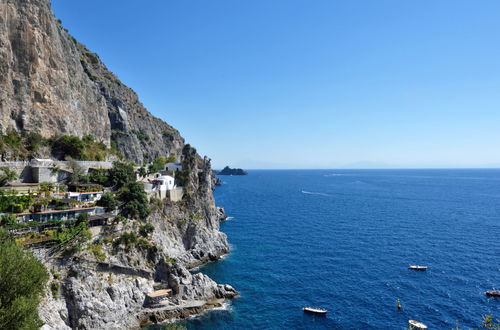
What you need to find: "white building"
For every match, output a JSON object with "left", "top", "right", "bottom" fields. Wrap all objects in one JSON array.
[
  {"left": 65, "top": 191, "right": 103, "bottom": 203},
  {"left": 152, "top": 175, "right": 176, "bottom": 191}
]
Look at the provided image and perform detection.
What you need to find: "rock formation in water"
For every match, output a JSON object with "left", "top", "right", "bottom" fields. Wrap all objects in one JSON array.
[
  {"left": 217, "top": 166, "right": 248, "bottom": 176},
  {"left": 0, "top": 0, "right": 236, "bottom": 328}
]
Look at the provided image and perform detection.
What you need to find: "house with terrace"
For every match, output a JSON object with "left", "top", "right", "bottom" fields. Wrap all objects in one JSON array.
[{"left": 142, "top": 173, "right": 183, "bottom": 202}]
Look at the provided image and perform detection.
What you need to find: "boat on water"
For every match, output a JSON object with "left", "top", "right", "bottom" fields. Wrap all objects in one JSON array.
[
  {"left": 408, "top": 319, "right": 428, "bottom": 329},
  {"left": 408, "top": 265, "right": 427, "bottom": 271},
  {"left": 485, "top": 290, "right": 500, "bottom": 297},
  {"left": 302, "top": 307, "right": 328, "bottom": 315}
]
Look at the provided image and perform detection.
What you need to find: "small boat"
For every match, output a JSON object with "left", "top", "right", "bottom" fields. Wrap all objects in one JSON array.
[
  {"left": 408, "top": 265, "right": 427, "bottom": 271},
  {"left": 408, "top": 320, "right": 428, "bottom": 329},
  {"left": 485, "top": 290, "right": 500, "bottom": 297},
  {"left": 303, "top": 307, "right": 328, "bottom": 315}
]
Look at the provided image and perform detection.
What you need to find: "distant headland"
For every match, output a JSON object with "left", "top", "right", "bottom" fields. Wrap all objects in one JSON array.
[{"left": 216, "top": 166, "right": 248, "bottom": 176}]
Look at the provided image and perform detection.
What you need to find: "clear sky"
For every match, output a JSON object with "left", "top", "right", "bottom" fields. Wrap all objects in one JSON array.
[{"left": 51, "top": 0, "right": 500, "bottom": 169}]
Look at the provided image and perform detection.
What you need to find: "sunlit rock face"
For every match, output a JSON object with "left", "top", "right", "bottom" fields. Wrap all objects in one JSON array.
[{"left": 0, "top": 0, "right": 183, "bottom": 164}]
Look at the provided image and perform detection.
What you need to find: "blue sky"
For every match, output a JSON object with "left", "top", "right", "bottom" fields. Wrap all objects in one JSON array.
[{"left": 52, "top": 1, "right": 500, "bottom": 169}]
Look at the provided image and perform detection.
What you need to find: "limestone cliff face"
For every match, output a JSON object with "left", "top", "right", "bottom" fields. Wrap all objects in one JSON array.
[{"left": 0, "top": 0, "right": 183, "bottom": 163}]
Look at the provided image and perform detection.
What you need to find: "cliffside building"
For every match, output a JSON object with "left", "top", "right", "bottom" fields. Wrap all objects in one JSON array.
[{"left": 143, "top": 174, "right": 183, "bottom": 202}]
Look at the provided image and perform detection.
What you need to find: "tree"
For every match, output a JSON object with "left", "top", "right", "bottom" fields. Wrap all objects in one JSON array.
[
  {"left": 97, "top": 192, "right": 119, "bottom": 212},
  {"left": 0, "top": 167, "right": 17, "bottom": 187},
  {"left": 137, "top": 166, "right": 147, "bottom": 178},
  {"left": 67, "top": 158, "right": 86, "bottom": 184},
  {"left": 0, "top": 229, "right": 48, "bottom": 329},
  {"left": 120, "top": 182, "right": 150, "bottom": 219},
  {"left": 148, "top": 156, "right": 167, "bottom": 174},
  {"left": 108, "top": 161, "right": 136, "bottom": 189},
  {"left": 87, "top": 168, "right": 108, "bottom": 185}
]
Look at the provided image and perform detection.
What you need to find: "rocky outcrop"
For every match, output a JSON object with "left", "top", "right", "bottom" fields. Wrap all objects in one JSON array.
[
  {"left": 0, "top": 0, "right": 183, "bottom": 164},
  {"left": 217, "top": 166, "right": 248, "bottom": 176}
]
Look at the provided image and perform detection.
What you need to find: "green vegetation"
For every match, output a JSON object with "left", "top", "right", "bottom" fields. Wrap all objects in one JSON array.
[
  {"left": 108, "top": 161, "right": 136, "bottom": 189},
  {"left": 89, "top": 244, "right": 105, "bottom": 262},
  {"left": 66, "top": 158, "right": 86, "bottom": 184},
  {"left": 137, "top": 238, "right": 156, "bottom": 250},
  {"left": 50, "top": 135, "right": 85, "bottom": 159},
  {"left": 131, "top": 130, "right": 149, "bottom": 142},
  {"left": 166, "top": 154, "right": 176, "bottom": 163},
  {"left": 113, "top": 232, "right": 138, "bottom": 248},
  {"left": 481, "top": 315, "right": 500, "bottom": 329},
  {"left": 0, "top": 167, "right": 17, "bottom": 187},
  {"left": 0, "top": 214, "right": 17, "bottom": 226},
  {"left": 174, "top": 169, "right": 190, "bottom": 187},
  {"left": 53, "top": 221, "right": 89, "bottom": 246},
  {"left": 97, "top": 192, "right": 119, "bottom": 212},
  {"left": 84, "top": 51, "right": 99, "bottom": 65},
  {"left": 137, "top": 166, "right": 147, "bottom": 178},
  {"left": 50, "top": 281, "right": 59, "bottom": 298},
  {"left": 148, "top": 156, "right": 167, "bottom": 173},
  {"left": 0, "top": 190, "right": 34, "bottom": 214},
  {"left": 165, "top": 257, "right": 176, "bottom": 265},
  {"left": 0, "top": 130, "right": 44, "bottom": 160},
  {"left": 0, "top": 130, "right": 120, "bottom": 162},
  {"left": 0, "top": 228, "right": 48, "bottom": 329},
  {"left": 87, "top": 168, "right": 108, "bottom": 185},
  {"left": 120, "top": 182, "right": 150, "bottom": 220},
  {"left": 139, "top": 223, "right": 154, "bottom": 237}
]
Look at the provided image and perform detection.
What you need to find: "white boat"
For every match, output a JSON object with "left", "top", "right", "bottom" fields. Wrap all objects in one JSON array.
[
  {"left": 408, "top": 265, "right": 427, "bottom": 271},
  {"left": 302, "top": 307, "right": 327, "bottom": 315},
  {"left": 485, "top": 290, "right": 500, "bottom": 297},
  {"left": 408, "top": 320, "right": 428, "bottom": 329}
]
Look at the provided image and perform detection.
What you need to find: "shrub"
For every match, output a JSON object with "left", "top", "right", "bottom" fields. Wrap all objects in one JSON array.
[
  {"left": 174, "top": 169, "right": 190, "bottom": 187},
  {"left": 50, "top": 281, "right": 59, "bottom": 297},
  {"left": 113, "top": 232, "right": 137, "bottom": 247},
  {"left": 97, "top": 192, "right": 119, "bottom": 212},
  {"left": 165, "top": 257, "right": 176, "bottom": 265},
  {"left": 166, "top": 154, "right": 176, "bottom": 163},
  {"left": 89, "top": 244, "right": 105, "bottom": 262},
  {"left": 50, "top": 135, "right": 85, "bottom": 160},
  {"left": 113, "top": 215, "right": 125, "bottom": 224},
  {"left": 0, "top": 167, "right": 17, "bottom": 187},
  {"left": 0, "top": 228, "right": 48, "bottom": 329},
  {"left": 139, "top": 224, "right": 154, "bottom": 237},
  {"left": 0, "top": 214, "right": 17, "bottom": 226}
]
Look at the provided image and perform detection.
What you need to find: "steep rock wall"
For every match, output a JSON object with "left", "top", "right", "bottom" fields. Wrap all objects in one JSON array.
[{"left": 0, "top": 0, "right": 183, "bottom": 164}]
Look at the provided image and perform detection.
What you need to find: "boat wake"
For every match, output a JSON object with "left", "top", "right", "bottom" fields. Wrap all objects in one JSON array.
[
  {"left": 225, "top": 216, "right": 235, "bottom": 221},
  {"left": 301, "top": 190, "right": 332, "bottom": 197}
]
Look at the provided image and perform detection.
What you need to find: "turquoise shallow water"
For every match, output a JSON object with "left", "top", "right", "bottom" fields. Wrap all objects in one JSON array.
[{"left": 182, "top": 169, "right": 499, "bottom": 329}]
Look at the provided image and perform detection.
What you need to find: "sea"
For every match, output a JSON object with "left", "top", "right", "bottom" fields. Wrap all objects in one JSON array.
[{"left": 180, "top": 169, "right": 499, "bottom": 329}]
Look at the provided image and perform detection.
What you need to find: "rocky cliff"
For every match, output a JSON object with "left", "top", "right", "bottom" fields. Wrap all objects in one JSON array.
[
  {"left": 0, "top": 0, "right": 182, "bottom": 164},
  {"left": 0, "top": 1, "right": 235, "bottom": 329}
]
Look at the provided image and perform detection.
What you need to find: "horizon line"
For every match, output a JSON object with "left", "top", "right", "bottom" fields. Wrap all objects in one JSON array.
[{"left": 214, "top": 167, "right": 500, "bottom": 171}]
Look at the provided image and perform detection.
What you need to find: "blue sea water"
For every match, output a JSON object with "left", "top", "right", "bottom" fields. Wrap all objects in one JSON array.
[{"left": 183, "top": 170, "right": 499, "bottom": 329}]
